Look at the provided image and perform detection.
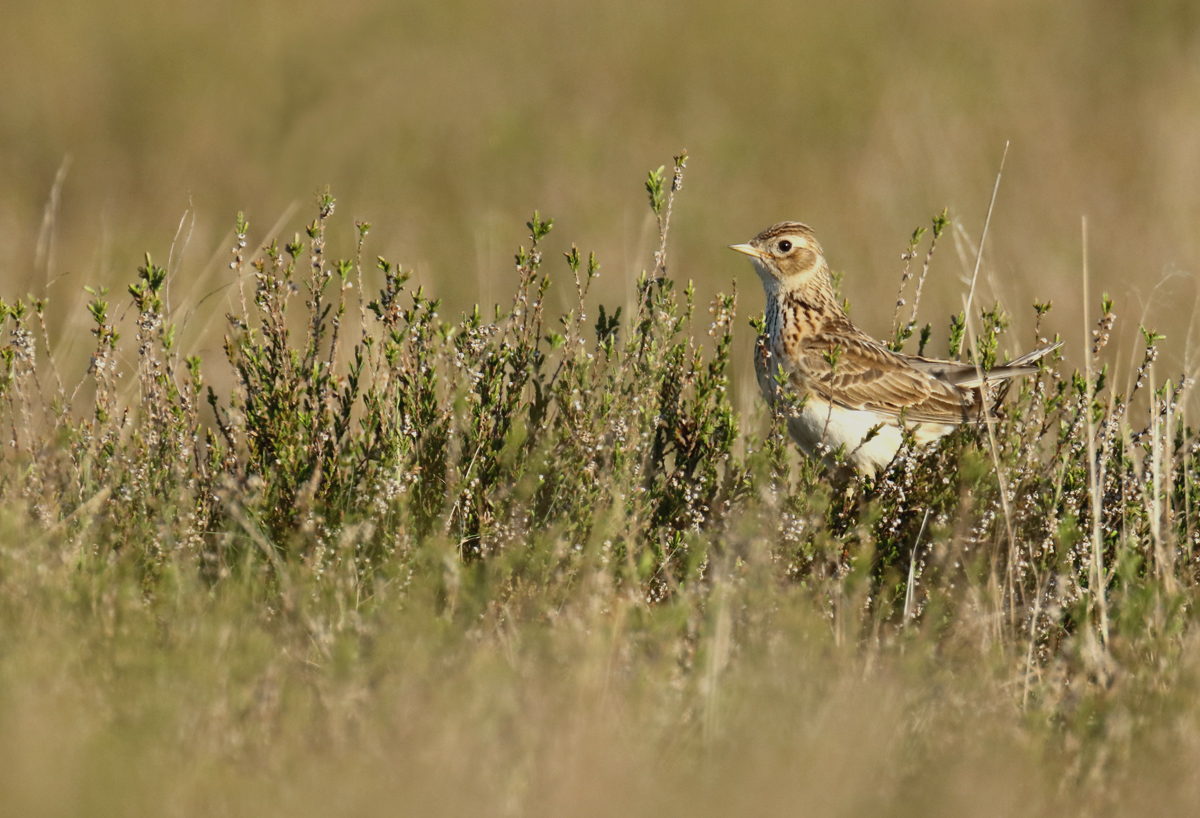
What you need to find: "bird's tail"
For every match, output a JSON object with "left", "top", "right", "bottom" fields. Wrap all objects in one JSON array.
[
  {"left": 959, "top": 340, "right": 1062, "bottom": 388},
  {"left": 905, "top": 341, "right": 1062, "bottom": 389},
  {"left": 1003, "top": 340, "right": 1063, "bottom": 369}
]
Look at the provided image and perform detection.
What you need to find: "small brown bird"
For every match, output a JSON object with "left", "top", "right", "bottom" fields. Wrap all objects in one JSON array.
[{"left": 730, "top": 222, "right": 1058, "bottom": 477}]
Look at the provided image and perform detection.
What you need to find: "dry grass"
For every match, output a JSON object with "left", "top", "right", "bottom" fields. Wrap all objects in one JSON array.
[
  {"left": 0, "top": 172, "right": 1190, "bottom": 814},
  {"left": 0, "top": 4, "right": 1199, "bottom": 814}
]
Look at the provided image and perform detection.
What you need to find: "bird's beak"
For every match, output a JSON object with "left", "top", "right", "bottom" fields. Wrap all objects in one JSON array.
[{"left": 728, "top": 243, "right": 764, "bottom": 260}]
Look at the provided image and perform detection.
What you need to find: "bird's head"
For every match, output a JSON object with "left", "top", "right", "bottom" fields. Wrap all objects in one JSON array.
[{"left": 729, "top": 222, "right": 828, "bottom": 296}]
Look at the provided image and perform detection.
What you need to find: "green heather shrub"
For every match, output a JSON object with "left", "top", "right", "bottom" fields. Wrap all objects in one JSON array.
[
  {"left": 0, "top": 155, "right": 1198, "bottom": 815},
  {"left": 6, "top": 151, "right": 1199, "bottom": 657}
]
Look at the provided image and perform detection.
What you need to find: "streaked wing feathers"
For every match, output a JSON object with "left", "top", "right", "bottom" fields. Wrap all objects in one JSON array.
[{"left": 792, "top": 333, "right": 976, "bottom": 424}]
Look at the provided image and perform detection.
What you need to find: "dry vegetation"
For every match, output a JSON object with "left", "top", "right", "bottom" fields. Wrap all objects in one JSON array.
[
  {"left": 3, "top": 2, "right": 1200, "bottom": 815},
  {"left": 0, "top": 155, "right": 1197, "bottom": 815}
]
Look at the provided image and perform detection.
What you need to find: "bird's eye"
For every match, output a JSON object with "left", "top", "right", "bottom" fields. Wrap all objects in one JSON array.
[{"left": 778, "top": 240, "right": 792, "bottom": 253}]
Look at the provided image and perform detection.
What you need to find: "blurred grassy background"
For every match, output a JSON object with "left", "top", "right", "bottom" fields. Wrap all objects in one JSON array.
[{"left": 2, "top": 0, "right": 1200, "bottom": 388}]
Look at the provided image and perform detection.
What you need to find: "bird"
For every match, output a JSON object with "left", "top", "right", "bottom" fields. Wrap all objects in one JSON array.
[{"left": 730, "top": 221, "right": 1059, "bottom": 478}]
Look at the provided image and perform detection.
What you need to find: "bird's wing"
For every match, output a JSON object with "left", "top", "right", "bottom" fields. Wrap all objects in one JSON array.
[{"left": 788, "top": 331, "right": 977, "bottom": 424}]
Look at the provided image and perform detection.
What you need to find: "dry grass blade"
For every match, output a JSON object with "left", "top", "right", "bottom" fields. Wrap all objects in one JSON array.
[
  {"left": 1081, "top": 216, "right": 1110, "bottom": 646},
  {"left": 961, "top": 140, "right": 1009, "bottom": 342}
]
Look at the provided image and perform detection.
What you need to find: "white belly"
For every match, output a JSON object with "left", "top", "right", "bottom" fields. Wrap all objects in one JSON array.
[{"left": 786, "top": 395, "right": 954, "bottom": 477}]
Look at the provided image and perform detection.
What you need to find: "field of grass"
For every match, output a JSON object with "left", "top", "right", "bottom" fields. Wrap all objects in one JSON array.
[
  {"left": 4, "top": 2, "right": 1200, "bottom": 815},
  {"left": 0, "top": 159, "right": 1195, "bottom": 815}
]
